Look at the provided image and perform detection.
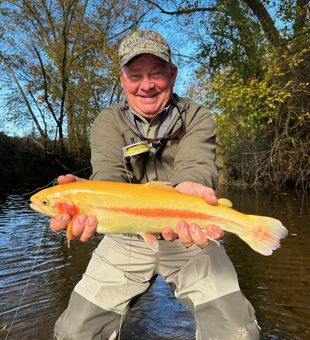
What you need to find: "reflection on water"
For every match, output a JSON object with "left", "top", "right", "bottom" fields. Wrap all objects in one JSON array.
[
  {"left": 0, "top": 186, "right": 309, "bottom": 339},
  {"left": 216, "top": 187, "right": 310, "bottom": 340}
]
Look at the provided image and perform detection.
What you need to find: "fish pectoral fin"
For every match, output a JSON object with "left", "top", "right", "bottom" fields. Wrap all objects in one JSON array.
[
  {"left": 139, "top": 232, "right": 159, "bottom": 252},
  {"left": 66, "top": 221, "right": 75, "bottom": 248},
  {"left": 218, "top": 198, "right": 233, "bottom": 208},
  {"left": 96, "top": 223, "right": 105, "bottom": 234}
]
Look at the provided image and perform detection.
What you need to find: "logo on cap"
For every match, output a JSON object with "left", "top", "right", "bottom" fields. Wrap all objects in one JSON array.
[{"left": 119, "top": 29, "right": 171, "bottom": 67}]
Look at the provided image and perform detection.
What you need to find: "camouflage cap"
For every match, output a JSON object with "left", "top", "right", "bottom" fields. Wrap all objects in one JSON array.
[{"left": 119, "top": 29, "right": 171, "bottom": 67}]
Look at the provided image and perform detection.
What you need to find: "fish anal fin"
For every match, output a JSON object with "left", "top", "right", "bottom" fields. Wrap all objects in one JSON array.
[
  {"left": 202, "top": 225, "right": 223, "bottom": 246},
  {"left": 139, "top": 232, "right": 159, "bottom": 252},
  {"left": 218, "top": 198, "right": 233, "bottom": 208}
]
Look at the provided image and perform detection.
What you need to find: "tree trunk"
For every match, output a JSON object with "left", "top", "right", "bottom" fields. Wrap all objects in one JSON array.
[{"left": 242, "top": 0, "right": 288, "bottom": 53}]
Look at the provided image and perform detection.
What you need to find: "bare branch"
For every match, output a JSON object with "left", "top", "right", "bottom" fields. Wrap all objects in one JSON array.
[
  {"left": 143, "top": 0, "right": 218, "bottom": 15},
  {"left": 110, "top": 9, "right": 152, "bottom": 40},
  {"left": 0, "top": 52, "right": 46, "bottom": 138},
  {"left": 33, "top": 46, "right": 58, "bottom": 124},
  {"left": 39, "top": 0, "right": 57, "bottom": 43},
  {"left": 173, "top": 52, "right": 207, "bottom": 66}
]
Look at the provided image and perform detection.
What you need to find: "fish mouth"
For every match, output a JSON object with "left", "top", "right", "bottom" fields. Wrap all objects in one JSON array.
[
  {"left": 30, "top": 202, "right": 44, "bottom": 214},
  {"left": 30, "top": 202, "right": 54, "bottom": 216},
  {"left": 30, "top": 202, "right": 58, "bottom": 217}
]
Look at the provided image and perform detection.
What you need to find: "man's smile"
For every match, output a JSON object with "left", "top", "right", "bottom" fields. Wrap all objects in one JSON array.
[{"left": 120, "top": 54, "right": 178, "bottom": 118}]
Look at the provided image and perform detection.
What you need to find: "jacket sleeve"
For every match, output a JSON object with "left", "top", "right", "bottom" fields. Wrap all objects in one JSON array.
[
  {"left": 170, "top": 102, "right": 218, "bottom": 189},
  {"left": 90, "top": 108, "right": 132, "bottom": 182}
]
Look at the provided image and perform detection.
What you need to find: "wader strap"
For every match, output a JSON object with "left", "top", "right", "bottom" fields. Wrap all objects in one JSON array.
[{"left": 120, "top": 102, "right": 184, "bottom": 149}]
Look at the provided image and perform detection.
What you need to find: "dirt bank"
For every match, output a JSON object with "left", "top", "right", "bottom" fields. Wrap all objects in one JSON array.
[{"left": 0, "top": 133, "right": 70, "bottom": 190}]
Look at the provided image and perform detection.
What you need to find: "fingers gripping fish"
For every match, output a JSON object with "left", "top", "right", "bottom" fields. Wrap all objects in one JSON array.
[{"left": 30, "top": 181, "right": 288, "bottom": 255}]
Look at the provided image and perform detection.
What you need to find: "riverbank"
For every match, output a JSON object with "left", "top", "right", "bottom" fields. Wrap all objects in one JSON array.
[
  {"left": 0, "top": 133, "right": 69, "bottom": 190},
  {"left": 0, "top": 132, "right": 306, "bottom": 193}
]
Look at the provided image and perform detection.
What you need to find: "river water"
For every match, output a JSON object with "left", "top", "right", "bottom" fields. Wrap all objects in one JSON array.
[{"left": 0, "top": 185, "right": 309, "bottom": 339}]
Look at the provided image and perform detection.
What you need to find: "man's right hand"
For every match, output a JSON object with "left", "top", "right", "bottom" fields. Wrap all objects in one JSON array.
[{"left": 49, "top": 174, "right": 98, "bottom": 242}]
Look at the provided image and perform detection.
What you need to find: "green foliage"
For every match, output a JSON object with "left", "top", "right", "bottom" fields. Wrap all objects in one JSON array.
[
  {"left": 186, "top": 0, "right": 310, "bottom": 190},
  {"left": 196, "top": 0, "right": 266, "bottom": 79}
]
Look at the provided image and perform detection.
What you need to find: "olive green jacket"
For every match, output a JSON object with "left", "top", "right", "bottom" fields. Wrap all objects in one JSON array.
[{"left": 90, "top": 94, "right": 218, "bottom": 189}]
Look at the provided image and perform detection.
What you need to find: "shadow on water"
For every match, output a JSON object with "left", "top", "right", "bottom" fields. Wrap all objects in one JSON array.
[{"left": 0, "top": 185, "right": 309, "bottom": 339}]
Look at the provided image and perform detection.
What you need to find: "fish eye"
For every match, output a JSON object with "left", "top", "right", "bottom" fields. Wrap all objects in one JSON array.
[{"left": 42, "top": 198, "right": 49, "bottom": 206}]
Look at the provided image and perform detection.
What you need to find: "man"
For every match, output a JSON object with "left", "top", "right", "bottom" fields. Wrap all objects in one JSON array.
[{"left": 51, "top": 29, "right": 260, "bottom": 339}]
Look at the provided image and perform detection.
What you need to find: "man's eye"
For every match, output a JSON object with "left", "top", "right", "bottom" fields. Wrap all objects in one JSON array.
[
  {"left": 129, "top": 75, "right": 140, "bottom": 80},
  {"left": 151, "top": 72, "right": 165, "bottom": 78}
]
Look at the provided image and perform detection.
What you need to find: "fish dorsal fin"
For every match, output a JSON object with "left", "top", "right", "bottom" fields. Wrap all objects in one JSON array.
[
  {"left": 218, "top": 198, "right": 233, "bottom": 208},
  {"left": 145, "top": 181, "right": 175, "bottom": 191}
]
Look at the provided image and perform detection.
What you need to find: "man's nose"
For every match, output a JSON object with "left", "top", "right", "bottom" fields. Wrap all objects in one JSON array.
[{"left": 140, "top": 77, "right": 155, "bottom": 91}]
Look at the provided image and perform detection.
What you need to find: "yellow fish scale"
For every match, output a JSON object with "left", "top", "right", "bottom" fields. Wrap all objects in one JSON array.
[{"left": 30, "top": 181, "right": 288, "bottom": 255}]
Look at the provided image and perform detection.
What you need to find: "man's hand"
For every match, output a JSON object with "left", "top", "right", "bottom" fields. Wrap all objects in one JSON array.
[
  {"left": 161, "top": 181, "right": 224, "bottom": 248},
  {"left": 49, "top": 174, "right": 98, "bottom": 243}
]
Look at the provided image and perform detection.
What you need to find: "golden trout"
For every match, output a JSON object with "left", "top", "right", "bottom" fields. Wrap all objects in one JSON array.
[{"left": 30, "top": 181, "right": 288, "bottom": 255}]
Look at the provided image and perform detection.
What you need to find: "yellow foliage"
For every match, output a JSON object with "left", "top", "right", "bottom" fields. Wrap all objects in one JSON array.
[{"left": 188, "top": 47, "right": 309, "bottom": 190}]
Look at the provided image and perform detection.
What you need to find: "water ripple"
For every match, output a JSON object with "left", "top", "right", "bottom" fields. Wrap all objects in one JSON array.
[{"left": 0, "top": 187, "right": 309, "bottom": 339}]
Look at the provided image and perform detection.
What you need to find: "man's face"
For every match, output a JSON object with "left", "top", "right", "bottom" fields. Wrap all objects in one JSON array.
[{"left": 120, "top": 54, "right": 178, "bottom": 119}]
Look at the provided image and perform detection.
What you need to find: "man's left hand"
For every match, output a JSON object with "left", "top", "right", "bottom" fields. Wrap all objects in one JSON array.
[{"left": 161, "top": 181, "right": 224, "bottom": 248}]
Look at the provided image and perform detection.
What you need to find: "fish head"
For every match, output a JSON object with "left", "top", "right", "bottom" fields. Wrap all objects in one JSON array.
[{"left": 30, "top": 185, "right": 79, "bottom": 218}]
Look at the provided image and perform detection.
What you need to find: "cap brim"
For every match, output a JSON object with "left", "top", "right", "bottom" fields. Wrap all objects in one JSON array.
[{"left": 120, "top": 49, "right": 170, "bottom": 67}]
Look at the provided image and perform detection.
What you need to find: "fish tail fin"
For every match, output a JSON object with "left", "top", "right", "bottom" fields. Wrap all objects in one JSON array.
[{"left": 239, "top": 215, "right": 288, "bottom": 256}]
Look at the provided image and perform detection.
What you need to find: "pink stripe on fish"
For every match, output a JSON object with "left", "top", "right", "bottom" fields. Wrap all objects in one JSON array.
[{"left": 102, "top": 206, "right": 243, "bottom": 228}]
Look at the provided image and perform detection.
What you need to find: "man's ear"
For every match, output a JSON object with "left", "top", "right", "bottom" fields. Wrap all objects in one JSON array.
[
  {"left": 171, "top": 64, "right": 178, "bottom": 84},
  {"left": 119, "top": 69, "right": 125, "bottom": 88}
]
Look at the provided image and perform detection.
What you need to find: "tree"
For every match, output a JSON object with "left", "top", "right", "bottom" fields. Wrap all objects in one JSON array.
[
  {"left": 0, "top": 0, "right": 149, "bottom": 158},
  {"left": 147, "top": 0, "right": 310, "bottom": 190}
]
